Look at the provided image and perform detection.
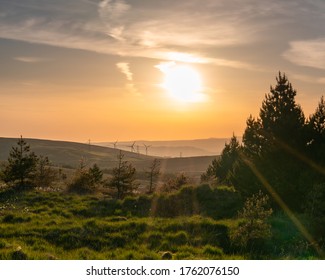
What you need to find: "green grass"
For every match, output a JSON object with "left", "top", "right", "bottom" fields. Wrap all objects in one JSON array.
[
  {"left": 0, "top": 190, "right": 233, "bottom": 259},
  {"left": 0, "top": 188, "right": 322, "bottom": 260}
]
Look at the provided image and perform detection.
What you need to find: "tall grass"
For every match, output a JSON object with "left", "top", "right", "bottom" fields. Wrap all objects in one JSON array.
[{"left": 0, "top": 187, "right": 322, "bottom": 259}]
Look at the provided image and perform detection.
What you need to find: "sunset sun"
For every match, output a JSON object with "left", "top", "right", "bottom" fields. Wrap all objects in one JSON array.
[{"left": 156, "top": 62, "right": 205, "bottom": 103}]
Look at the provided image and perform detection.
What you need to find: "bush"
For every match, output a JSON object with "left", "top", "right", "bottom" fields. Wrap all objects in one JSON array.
[
  {"left": 67, "top": 164, "right": 103, "bottom": 194},
  {"left": 305, "top": 183, "right": 325, "bottom": 238},
  {"left": 161, "top": 173, "right": 188, "bottom": 193},
  {"left": 231, "top": 191, "right": 273, "bottom": 251}
]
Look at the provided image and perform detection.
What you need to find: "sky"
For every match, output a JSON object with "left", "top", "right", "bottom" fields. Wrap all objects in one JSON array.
[{"left": 1, "top": 0, "right": 325, "bottom": 142}]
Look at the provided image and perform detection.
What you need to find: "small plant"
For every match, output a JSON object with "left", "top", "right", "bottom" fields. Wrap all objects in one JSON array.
[
  {"left": 231, "top": 190, "right": 273, "bottom": 249},
  {"left": 33, "top": 156, "right": 58, "bottom": 189},
  {"left": 161, "top": 173, "right": 188, "bottom": 193},
  {"left": 67, "top": 163, "right": 104, "bottom": 194}
]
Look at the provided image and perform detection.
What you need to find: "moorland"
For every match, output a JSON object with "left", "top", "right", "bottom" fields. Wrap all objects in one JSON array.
[{"left": 1, "top": 73, "right": 325, "bottom": 260}]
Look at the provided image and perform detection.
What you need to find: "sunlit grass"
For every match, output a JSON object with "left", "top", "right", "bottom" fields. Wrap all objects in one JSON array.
[{"left": 0, "top": 188, "right": 321, "bottom": 260}]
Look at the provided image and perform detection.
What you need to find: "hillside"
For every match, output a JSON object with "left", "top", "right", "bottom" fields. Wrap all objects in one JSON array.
[
  {"left": 96, "top": 138, "right": 231, "bottom": 157},
  {"left": 0, "top": 137, "right": 217, "bottom": 174}
]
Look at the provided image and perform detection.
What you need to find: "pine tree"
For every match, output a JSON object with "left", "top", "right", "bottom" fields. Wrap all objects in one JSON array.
[
  {"left": 146, "top": 158, "right": 160, "bottom": 193},
  {"left": 307, "top": 96, "right": 325, "bottom": 163},
  {"left": 67, "top": 163, "right": 103, "bottom": 194},
  {"left": 205, "top": 135, "right": 241, "bottom": 185},
  {"left": 1, "top": 136, "right": 38, "bottom": 189},
  {"left": 107, "top": 151, "right": 138, "bottom": 199},
  {"left": 241, "top": 73, "right": 307, "bottom": 210},
  {"left": 33, "top": 156, "right": 58, "bottom": 189},
  {"left": 259, "top": 72, "right": 305, "bottom": 150},
  {"left": 231, "top": 191, "right": 273, "bottom": 249},
  {"left": 242, "top": 115, "right": 263, "bottom": 158},
  {"left": 205, "top": 72, "right": 310, "bottom": 210}
]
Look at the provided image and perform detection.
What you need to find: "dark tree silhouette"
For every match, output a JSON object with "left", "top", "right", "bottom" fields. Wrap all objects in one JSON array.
[
  {"left": 1, "top": 136, "right": 38, "bottom": 189},
  {"left": 33, "top": 156, "right": 58, "bottom": 189},
  {"left": 307, "top": 96, "right": 325, "bottom": 163},
  {"left": 107, "top": 151, "right": 138, "bottom": 199},
  {"left": 204, "top": 134, "right": 241, "bottom": 185},
  {"left": 259, "top": 72, "right": 305, "bottom": 151},
  {"left": 67, "top": 163, "right": 104, "bottom": 194},
  {"left": 205, "top": 72, "right": 317, "bottom": 211},
  {"left": 146, "top": 158, "right": 160, "bottom": 193}
]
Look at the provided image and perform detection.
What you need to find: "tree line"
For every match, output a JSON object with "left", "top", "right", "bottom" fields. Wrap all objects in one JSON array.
[
  {"left": 203, "top": 72, "right": 325, "bottom": 215},
  {"left": 0, "top": 137, "right": 191, "bottom": 198}
]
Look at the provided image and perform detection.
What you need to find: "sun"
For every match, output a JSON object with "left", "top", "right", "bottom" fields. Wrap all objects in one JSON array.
[{"left": 156, "top": 62, "right": 205, "bottom": 103}]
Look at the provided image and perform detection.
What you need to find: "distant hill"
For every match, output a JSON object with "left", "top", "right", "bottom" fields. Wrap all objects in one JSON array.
[
  {"left": 0, "top": 137, "right": 217, "bottom": 175},
  {"left": 96, "top": 138, "right": 231, "bottom": 157}
]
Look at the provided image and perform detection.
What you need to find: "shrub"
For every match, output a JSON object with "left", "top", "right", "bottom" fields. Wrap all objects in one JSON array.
[
  {"left": 67, "top": 164, "right": 103, "bottom": 194},
  {"left": 231, "top": 191, "right": 273, "bottom": 250},
  {"left": 161, "top": 173, "right": 188, "bottom": 193},
  {"left": 305, "top": 183, "right": 325, "bottom": 238}
]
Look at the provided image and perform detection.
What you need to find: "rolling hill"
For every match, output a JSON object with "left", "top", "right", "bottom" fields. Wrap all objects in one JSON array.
[
  {"left": 0, "top": 137, "right": 218, "bottom": 175},
  {"left": 96, "top": 138, "right": 231, "bottom": 157}
]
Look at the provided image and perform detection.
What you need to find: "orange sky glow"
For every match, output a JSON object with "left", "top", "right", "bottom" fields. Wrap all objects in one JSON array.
[{"left": 1, "top": 0, "right": 325, "bottom": 142}]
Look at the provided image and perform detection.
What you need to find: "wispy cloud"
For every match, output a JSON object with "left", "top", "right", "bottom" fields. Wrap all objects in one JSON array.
[
  {"left": 116, "top": 62, "right": 133, "bottom": 81},
  {"left": 13, "top": 56, "right": 48, "bottom": 63},
  {"left": 283, "top": 38, "right": 325, "bottom": 70},
  {"left": 116, "top": 62, "right": 140, "bottom": 96},
  {"left": 1, "top": 0, "right": 325, "bottom": 71}
]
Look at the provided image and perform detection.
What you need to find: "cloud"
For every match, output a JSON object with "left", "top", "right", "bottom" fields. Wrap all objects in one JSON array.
[
  {"left": 1, "top": 0, "right": 324, "bottom": 70},
  {"left": 99, "top": 0, "right": 130, "bottom": 20},
  {"left": 116, "top": 62, "right": 140, "bottom": 96},
  {"left": 283, "top": 38, "right": 325, "bottom": 70},
  {"left": 116, "top": 62, "right": 133, "bottom": 81},
  {"left": 13, "top": 56, "right": 48, "bottom": 63}
]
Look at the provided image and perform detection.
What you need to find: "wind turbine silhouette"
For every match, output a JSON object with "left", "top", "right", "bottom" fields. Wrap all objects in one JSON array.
[
  {"left": 143, "top": 144, "right": 151, "bottom": 156},
  {"left": 110, "top": 140, "right": 118, "bottom": 149},
  {"left": 127, "top": 141, "right": 136, "bottom": 153}
]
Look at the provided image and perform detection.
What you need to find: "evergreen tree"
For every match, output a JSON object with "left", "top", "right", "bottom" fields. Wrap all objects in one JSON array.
[
  {"left": 87, "top": 164, "right": 104, "bottom": 187},
  {"left": 146, "top": 158, "right": 161, "bottom": 193},
  {"left": 259, "top": 72, "right": 305, "bottom": 151},
  {"left": 1, "top": 136, "right": 38, "bottom": 189},
  {"left": 231, "top": 191, "right": 273, "bottom": 249},
  {"left": 67, "top": 163, "right": 104, "bottom": 194},
  {"left": 204, "top": 135, "right": 241, "bottom": 185},
  {"left": 107, "top": 151, "right": 138, "bottom": 199},
  {"left": 206, "top": 72, "right": 311, "bottom": 210},
  {"left": 33, "top": 156, "right": 58, "bottom": 189},
  {"left": 307, "top": 96, "right": 325, "bottom": 163},
  {"left": 242, "top": 115, "right": 263, "bottom": 158}
]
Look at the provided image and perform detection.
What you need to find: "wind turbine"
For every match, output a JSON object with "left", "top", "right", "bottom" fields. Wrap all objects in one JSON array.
[
  {"left": 110, "top": 140, "right": 118, "bottom": 149},
  {"left": 127, "top": 141, "right": 136, "bottom": 153},
  {"left": 143, "top": 144, "right": 152, "bottom": 156},
  {"left": 88, "top": 139, "right": 91, "bottom": 152}
]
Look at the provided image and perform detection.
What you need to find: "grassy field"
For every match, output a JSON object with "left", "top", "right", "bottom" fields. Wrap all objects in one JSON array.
[{"left": 0, "top": 186, "right": 318, "bottom": 260}]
